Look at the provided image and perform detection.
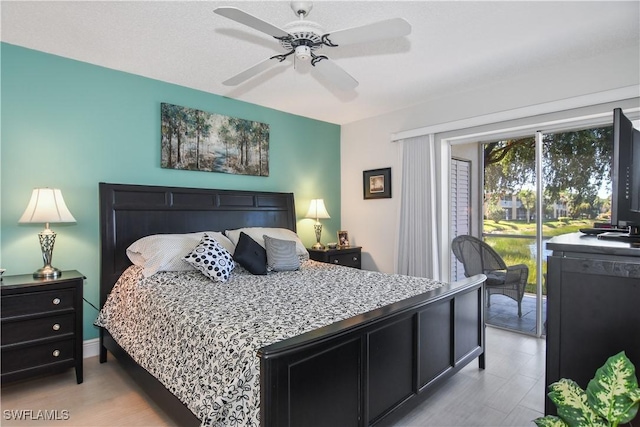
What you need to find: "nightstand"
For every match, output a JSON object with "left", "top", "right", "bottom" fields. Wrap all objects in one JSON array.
[
  {"left": 1, "top": 270, "right": 85, "bottom": 384},
  {"left": 308, "top": 246, "right": 362, "bottom": 269}
]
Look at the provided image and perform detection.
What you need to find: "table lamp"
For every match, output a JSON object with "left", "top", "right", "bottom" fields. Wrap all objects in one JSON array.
[
  {"left": 305, "top": 199, "right": 331, "bottom": 250},
  {"left": 19, "top": 188, "right": 76, "bottom": 278}
]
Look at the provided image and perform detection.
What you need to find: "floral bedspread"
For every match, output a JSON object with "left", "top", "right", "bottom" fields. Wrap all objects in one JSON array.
[{"left": 95, "top": 261, "right": 445, "bottom": 426}]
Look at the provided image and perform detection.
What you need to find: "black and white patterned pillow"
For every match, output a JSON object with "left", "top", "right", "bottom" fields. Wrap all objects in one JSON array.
[
  {"left": 263, "top": 234, "right": 300, "bottom": 271},
  {"left": 184, "top": 234, "right": 235, "bottom": 282}
]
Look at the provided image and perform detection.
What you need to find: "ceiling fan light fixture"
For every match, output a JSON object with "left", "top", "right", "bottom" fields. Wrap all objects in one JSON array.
[{"left": 295, "top": 45, "right": 311, "bottom": 61}]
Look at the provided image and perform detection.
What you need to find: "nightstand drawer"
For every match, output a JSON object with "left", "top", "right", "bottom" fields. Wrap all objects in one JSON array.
[
  {"left": 1, "top": 288, "right": 75, "bottom": 317},
  {"left": 329, "top": 252, "right": 361, "bottom": 268},
  {"left": 308, "top": 247, "right": 362, "bottom": 269},
  {"left": 2, "top": 338, "right": 75, "bottom": 373},
  {"left": 1, "top": 313, "right": 75, "bottom": 345}
]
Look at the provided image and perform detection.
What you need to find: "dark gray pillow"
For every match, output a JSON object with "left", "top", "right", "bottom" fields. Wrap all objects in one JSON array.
[{"left": 233, "top": 232, "right": 267, "bottom": 275}]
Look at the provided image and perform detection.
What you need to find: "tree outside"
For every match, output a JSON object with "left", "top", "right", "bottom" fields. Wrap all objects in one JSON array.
[
  {"left": 481, "top": 126, "right": 613, "bottom": 295},
  {"left": 517, "top": 189, "right": 536, "bottom": 223},
  {"left": 483, "top": 126, "right": 613, "bottom": 223}
]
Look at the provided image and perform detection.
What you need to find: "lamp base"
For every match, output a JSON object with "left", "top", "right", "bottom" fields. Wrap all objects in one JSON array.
[
  {"left": 33, "top": 265, "right": 62, "bottom": 279},
  {"left": 312, "top": 222, "right": 325, "bottom": 250},
  {"left": 34, "top": 228, "right": 61, "bottom": 278},
  {"left": 311, "top": 242, "right": 325, "bottom": 250}
]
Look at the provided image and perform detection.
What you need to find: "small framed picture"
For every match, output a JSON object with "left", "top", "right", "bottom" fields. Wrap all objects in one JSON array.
[
  {"left": 337, "top": 230, "right": 350, "bottom": 247},
  {"left": 363, "top": 167, "right": 391, "bottom": 199}
]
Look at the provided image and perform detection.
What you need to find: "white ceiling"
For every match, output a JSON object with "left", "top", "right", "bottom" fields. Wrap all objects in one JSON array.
[{"left": 2, "top": 1, "right": 639, "bottom": 125}]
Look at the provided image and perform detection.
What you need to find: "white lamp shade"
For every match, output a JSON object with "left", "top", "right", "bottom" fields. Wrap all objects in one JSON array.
[
  {"left": 305, "top": 199, "right": 331, "bottom": 220},
  {"left": 19, "top": 188, "right": 76, "bottom": 224}
]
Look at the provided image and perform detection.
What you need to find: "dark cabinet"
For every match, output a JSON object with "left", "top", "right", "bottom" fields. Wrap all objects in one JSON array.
[
  {"left": 1, "top": 270, "right": 85, "bottom": 384},
  {"left": 545, "top": 233, "right": 640, "bottom": 415}
]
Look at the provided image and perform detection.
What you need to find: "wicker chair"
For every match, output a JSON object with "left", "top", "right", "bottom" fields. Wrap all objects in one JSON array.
[{"left": 451, "top": 235, "right": 529, "bottom": 317}]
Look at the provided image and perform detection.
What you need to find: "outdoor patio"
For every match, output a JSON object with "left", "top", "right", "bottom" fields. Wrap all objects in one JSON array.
[{"left": 485, "top": 293, "right": 547, "bottom": 335}]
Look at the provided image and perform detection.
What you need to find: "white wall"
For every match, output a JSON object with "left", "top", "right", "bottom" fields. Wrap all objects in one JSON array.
[{"left": 341, "top": 46, "right": 640, "bottom": 274}]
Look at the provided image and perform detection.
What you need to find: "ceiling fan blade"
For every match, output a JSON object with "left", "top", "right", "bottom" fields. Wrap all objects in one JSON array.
[
  {"left": 322, "top": 18, "right": 411, "bottom": 47},
  {"left": 312, "top": 58, "right": 358, "bottom": 91},
  {"left": 223, "top": 57, "right": 280, "bottom": 86},
  {"left": 214, "top": 7, "right": 290, "bottom": 39}
]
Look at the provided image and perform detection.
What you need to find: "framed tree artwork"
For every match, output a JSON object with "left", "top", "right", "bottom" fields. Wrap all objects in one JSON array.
[
  {"left": 363, "top": 168, "right": 391, "bottom": 199},
  {"left": 161, "top": 102, "right": 269, "bottom": 176}
]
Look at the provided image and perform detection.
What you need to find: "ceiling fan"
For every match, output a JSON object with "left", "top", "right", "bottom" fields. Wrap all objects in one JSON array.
[{"left": 214, "top": 1, "right": 411, "bottom": 90}]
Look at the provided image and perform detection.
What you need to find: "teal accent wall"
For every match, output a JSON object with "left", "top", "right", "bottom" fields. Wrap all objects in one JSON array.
[{"left": 0, "top": 43, "right": 341, "bottom": 340}]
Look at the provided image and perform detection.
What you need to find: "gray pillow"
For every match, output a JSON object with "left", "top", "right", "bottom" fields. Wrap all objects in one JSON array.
[{"left": 263, "top": 234, "right": 300, "bottom": 271}]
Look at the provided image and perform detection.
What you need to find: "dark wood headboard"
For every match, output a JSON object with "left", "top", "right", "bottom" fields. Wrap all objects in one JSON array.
[{"left": 99, "top": 182, "right": 296, "bottom": 306}]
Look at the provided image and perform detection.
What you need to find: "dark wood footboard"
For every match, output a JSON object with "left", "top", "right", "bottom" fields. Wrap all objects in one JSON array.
[
  {"left": 259, "top": 274, "right": 486, "bottom": 427},
  {"left": 100, "top": 274, "right": 485, "bottom": 427}
]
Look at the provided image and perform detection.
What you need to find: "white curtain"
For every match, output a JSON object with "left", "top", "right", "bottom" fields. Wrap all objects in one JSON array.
[{"left": 396, "top": 134, "right": 441, "bottom": 279}]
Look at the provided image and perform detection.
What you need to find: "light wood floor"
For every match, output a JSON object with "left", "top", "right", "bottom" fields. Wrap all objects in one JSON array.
[{"left": 1, "top": 327, "right": 545, "bottom": 426}]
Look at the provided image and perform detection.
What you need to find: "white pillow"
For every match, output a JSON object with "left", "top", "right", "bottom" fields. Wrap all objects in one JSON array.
[
  {"left": 225, "top": 227, "right": 308, "bottom": 258},
  {"left": 126, "top": 232, "right": 235, "bottom": 277},
  {"left": 184, "top": 234, "right": 235, "bottom": 282}
]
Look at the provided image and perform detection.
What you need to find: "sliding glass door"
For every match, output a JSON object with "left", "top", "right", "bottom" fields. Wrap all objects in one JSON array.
[
  {"left": 481, "top": 134, "right": 543, "bottom": 335},
  {"left": 451, "top": 123, "right": 613, "bottom": 336}
]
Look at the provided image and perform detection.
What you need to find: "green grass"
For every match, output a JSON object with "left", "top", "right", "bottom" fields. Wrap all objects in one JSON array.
[
  {"left": 481, "top": 219, "right": 592, "bottom": 294},
  {"left": 483, "top": 218, "right": 591, "bottom": 236}
]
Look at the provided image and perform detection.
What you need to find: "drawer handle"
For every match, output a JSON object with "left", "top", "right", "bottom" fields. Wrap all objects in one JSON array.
[
  {"left": 52, "top": 298, "right": 61, "bottom": 305},
  {"left": 333, "top": 260, "right": 339, "bottom": 264},
  {"left": 353, "top": 256, "right": 358, "bottom": 261},
  {"left": 52, "top": 323, "right": 61, "bottom": 331},
  {"left": 52, "top": 350, "right": 60, "bottom": 357}
]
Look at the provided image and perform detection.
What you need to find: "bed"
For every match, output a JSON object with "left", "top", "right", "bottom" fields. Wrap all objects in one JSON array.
[{"left": 97, "top": 182, "right": 486, "bottom": 427}]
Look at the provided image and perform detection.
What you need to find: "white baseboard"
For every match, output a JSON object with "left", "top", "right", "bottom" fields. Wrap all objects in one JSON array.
[{"left": 83, "top": 338, "right": 101, "bottom": 359}]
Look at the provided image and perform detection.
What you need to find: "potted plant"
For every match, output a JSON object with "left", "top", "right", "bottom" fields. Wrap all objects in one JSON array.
[{"left": 535, "top": 351, "right": 640, "bottom": 426}]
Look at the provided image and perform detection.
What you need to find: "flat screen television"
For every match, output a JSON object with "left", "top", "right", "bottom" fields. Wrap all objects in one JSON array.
[{"left": 610, "top": 107, "right": 640, "bottom": 236}]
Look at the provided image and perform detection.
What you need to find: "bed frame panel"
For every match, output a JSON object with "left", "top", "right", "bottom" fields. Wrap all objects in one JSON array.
[
  {"left": 98, "top": 182, "right": 485, "bottom": 427},
  {"left": 260, "top": 276, "right": 485, "bottom": 427}
]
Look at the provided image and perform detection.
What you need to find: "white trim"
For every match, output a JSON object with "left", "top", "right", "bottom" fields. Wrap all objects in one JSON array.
[
  {"left": 446, "top": 106, "right": 640, "bottom": 145},
  {"left": 438, "top": 140, "right": 451, "bottom": 281},
  {"left": 83, "top": 338, "right": 100, "bottom": 359},
  {"left": 391, "top": 85, "right": 640, "bottom": 141},
  {"left": 535, "top": 132, "right": 544, "bottom": 338}
]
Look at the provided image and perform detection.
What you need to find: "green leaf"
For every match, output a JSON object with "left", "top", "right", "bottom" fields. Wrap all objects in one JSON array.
[
  {"left": 548, "top": 379, "right": 606, "bottom": 427},
  {"left": 628, "top": 387, "right": 640, "bottom": 402},
  {"left": 533, "top": 415, "right": 569, "bottom": 427},
  {"left": 586, "top": 351, "right": 640, "bottom": 424},
  {"left": 622, "top": 388, "right": 640, "bottom": 423}
]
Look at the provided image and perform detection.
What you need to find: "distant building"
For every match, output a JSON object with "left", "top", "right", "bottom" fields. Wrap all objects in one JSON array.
[{"left": 486, "top": 194, "right": 568, "bottom": 220}]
